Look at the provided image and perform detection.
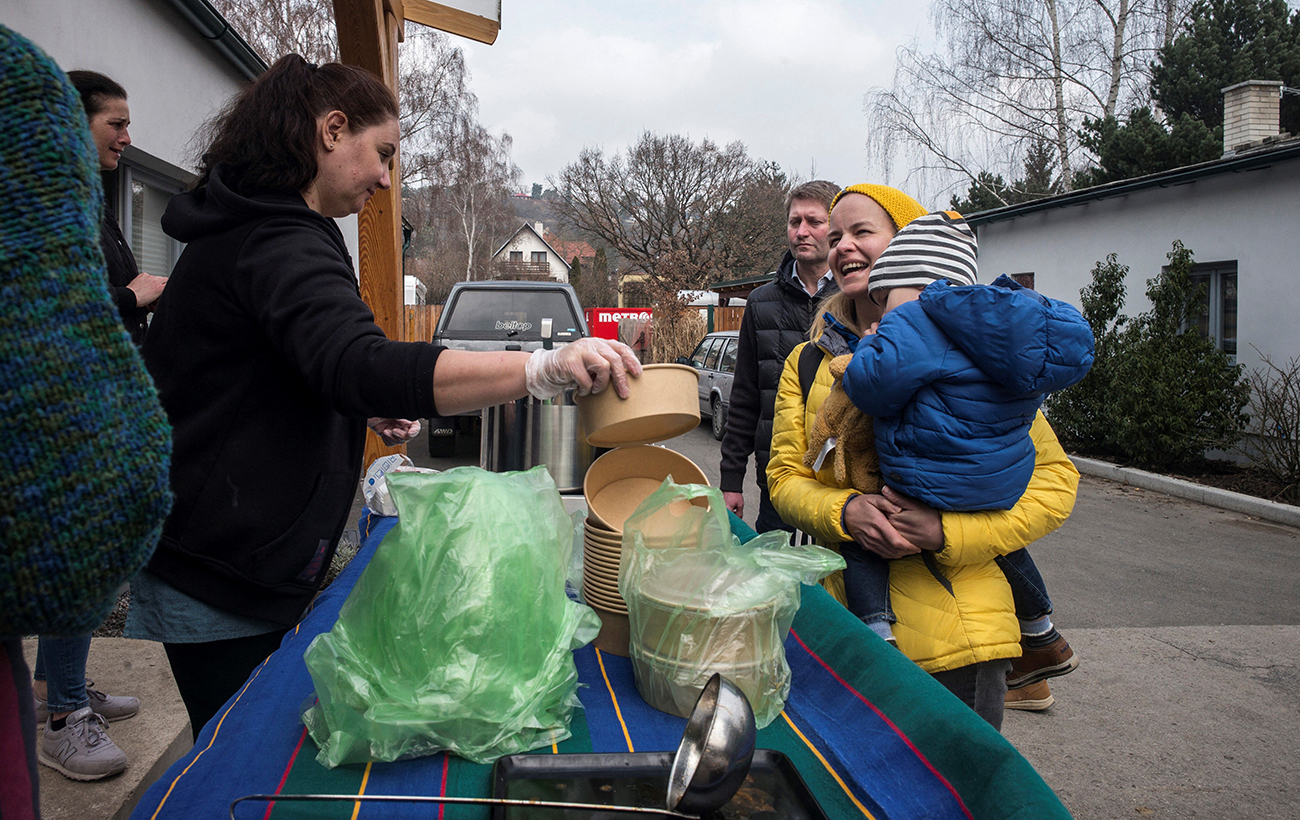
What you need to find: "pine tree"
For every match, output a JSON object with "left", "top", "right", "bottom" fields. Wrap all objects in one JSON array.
[{"left": 1078, "top": 0, "right": 1300, "bottom": 186}]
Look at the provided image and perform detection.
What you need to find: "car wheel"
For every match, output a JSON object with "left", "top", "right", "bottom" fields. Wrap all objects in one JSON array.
[{"left": 711, "top": 397, "right": 726, "bottom": 440}]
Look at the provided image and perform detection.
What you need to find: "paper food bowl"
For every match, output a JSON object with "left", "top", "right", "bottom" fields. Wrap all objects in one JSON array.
[
  {"left": 575, "top": 364, "right": 700, "bottom": 447},
  {"left": 583, "top": 446, "right": 709, "bottom": 532},
  {"left": 589, "top": 603, "right": 631, "bottom": 657}
]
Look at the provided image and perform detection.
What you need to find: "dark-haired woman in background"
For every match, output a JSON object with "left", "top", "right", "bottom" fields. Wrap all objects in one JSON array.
[
  {"left": 125, "top": 55, "right": 640, "bottom": 738},
  {"left": 28, "top": 69, "right": 166, "bottom": 783},
  {"left": 67, "top": 71, "right": 167, "bottom": 343}
]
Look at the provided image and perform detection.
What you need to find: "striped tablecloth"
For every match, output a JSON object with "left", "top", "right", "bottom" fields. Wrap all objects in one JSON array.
[{"left": 131, "top": 512, "right": 1069, "bottom": 820}]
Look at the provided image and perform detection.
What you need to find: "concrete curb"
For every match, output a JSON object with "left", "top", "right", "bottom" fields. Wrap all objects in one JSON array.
[{"left": 1070, "top": 455, "right": 1300, "bottom": 528}]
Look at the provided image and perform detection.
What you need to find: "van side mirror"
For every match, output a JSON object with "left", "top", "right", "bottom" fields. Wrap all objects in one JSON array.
[{"left": 676, "top": 356, "right": 694, "bottom": 366}]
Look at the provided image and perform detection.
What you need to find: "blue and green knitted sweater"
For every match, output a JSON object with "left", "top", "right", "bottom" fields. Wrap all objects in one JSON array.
[{"left": 0, "top": 25, "right": 173, "bottom": 638}]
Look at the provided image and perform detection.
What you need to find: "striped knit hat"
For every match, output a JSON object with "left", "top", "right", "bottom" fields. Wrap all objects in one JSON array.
[
  {"left": 867, "top": 210, "right": 978, "bottom": 299},
  {"left": 829, "top": 184, "right": 928, "bottom": 230}
]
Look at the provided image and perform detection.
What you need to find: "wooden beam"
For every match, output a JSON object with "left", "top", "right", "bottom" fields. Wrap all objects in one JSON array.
[
  {"left": 403, "top": 0, "right": 500, "bottom": 45},
  {"left": 334, "top": 0, "right": 407, "bottom": 463}
]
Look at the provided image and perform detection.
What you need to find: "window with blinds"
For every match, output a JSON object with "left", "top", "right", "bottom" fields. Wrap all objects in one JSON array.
[{"left": 122, "top": 166, "right": 182, "bottom": 278}]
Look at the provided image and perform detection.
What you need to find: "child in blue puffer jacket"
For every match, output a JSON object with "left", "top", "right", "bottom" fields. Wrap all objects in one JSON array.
[{"left": 838, "top": 210, "right": 1094, "bottom": 697}]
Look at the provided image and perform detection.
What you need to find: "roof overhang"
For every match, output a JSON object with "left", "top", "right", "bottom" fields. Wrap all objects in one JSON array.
[{"left": 966, "top": 141, "right": 1300, "bottom": 227}]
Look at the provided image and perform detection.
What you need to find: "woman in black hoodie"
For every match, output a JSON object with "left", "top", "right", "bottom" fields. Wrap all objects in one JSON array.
[{"left": 131, "top": 55, "right": 639, "bottom": 738}]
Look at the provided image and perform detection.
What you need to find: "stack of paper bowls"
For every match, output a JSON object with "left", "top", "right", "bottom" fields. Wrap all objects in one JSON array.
[{"left": 574, "top": 365, "right": 704, "bottom": 656}]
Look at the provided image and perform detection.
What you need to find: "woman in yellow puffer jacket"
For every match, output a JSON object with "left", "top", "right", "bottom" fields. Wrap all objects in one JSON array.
[{"left": 767, "top": 184, "right": 1080, "bottom": 730}]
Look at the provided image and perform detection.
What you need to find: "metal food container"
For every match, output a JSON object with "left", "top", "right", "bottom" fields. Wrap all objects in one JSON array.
[{"left": 480, "top": 388, "right": 593, "bottom": 493}]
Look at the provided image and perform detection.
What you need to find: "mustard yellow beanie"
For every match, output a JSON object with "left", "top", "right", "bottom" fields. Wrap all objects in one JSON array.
[{"left": 829, "top": 184, "right": 928, "bottom": 230}]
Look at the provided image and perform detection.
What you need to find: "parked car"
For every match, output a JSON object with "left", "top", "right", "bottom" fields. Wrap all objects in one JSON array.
[
  {"left": 679, "top": 330, "right": 738, "bottom": 440},
  {"left": 426, "top": 280, "right": 588, "bottom": 456}
]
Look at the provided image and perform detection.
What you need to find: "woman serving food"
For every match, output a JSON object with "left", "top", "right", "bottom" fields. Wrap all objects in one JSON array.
[{"left": 127, "top": 54, "right": 639, "bottom": 737}]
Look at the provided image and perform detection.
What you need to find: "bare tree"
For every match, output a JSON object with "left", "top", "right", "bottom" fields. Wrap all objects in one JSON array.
[
  {"left": 549, "top": 132, "right": 770, "bottom": 316},
  {"left": 436, "top": 115, "right": 521, "bottom": 281},
  {"left": 209, "top": 0, "right": 338, "bottom": 63},
  {"left": 866, "top": 0, "right": 1190, "bottom": 203}
]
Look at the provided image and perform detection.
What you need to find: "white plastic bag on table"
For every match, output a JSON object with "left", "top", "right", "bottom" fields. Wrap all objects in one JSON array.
[{"left": 618, "top": 480, "right": 844, "bottom": 727}]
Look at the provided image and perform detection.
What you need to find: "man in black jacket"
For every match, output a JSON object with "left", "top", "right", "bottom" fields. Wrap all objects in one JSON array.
[{"left": 720, "top": 180, "right": 840, "bottom": 533}]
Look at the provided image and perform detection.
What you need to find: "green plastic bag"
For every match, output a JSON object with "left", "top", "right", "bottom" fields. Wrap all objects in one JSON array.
[
  {"left": 619, "top": 480, "right": 844, "bottom": 728},
  {"left": 302, "top": 466, "right": 599, "bottom": 767}
]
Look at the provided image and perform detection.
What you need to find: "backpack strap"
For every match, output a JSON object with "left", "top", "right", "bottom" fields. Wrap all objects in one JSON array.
[{"left": 797, "top": 342, "right": 822, "bottom": 406}]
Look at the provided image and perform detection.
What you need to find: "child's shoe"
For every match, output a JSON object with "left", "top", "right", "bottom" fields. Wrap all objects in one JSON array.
[{"left": 1007, "top": 632, "right": 1078, "bottom": 689}]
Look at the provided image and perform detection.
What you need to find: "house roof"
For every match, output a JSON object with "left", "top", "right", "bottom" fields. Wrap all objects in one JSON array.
[
  {"left": 966, "top": 138, "right": 1300, "bottom": 227},
  {"left": 546, "top": 235, "right": 596, "bottom": 263},
  {"left": 490, "top": 222, "right": 572, "bottom": 271},
  {"left": 707, "top": 270, "right": 778, "bottom": 293},
  {"left": 163, "top": 0, "right": 267, "bottom": 80}
]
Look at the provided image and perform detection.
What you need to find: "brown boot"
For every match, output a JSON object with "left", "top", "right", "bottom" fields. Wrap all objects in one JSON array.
[
  {"left": 1005, "top": 680, "right": 1054, "bottom": 711},
  {"left": 1007, "top": 633, "right": 1078, "bottom": 689}
]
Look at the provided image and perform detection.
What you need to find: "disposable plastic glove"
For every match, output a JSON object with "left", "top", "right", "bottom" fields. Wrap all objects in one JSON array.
[
  {"left": 367, "top": 417, "right": 421, "bottom": 446},
  {"left": 524, "top": 337, "right": 642, "bottom": 399}
]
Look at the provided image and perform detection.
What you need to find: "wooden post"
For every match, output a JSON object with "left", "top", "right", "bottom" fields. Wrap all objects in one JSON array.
[{"left": 334, "top": 0, "right": 407, "bottom": 465}]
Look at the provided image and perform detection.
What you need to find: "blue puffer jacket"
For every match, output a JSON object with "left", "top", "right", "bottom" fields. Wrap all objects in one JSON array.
[{"left": 842, "top": 275, "right": 1093, "bottom": 511}]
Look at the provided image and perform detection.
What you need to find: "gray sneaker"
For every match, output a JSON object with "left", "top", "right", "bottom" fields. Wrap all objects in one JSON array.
[
  {"left": 35, "top": 679, "right": 140, "bottom": 725},
  {"left": 38, "top": 707, "right": 128, "bottom": 781}
]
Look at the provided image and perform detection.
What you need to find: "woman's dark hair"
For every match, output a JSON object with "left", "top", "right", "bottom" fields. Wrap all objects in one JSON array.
[
  {"left": 195, "top": 54, "right": 398, "bottom": 196},
  {"left": 67, "top": 70, "right": 127, "bottom": 118}
]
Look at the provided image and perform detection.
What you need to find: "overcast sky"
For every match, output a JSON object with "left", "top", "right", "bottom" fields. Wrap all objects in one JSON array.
[{"left": 458, "top": 0, "right": 934, "bottom": 199}]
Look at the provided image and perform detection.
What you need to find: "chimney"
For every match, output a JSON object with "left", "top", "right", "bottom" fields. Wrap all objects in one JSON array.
[
  {"left": 535, "top": 221, "right": 544, "bottom": 235},
  {"left": 1222, "top": 80, "right": 1282, "bottom": 157}
]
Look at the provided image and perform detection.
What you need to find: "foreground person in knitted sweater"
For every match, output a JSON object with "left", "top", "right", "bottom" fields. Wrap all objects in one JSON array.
[
  {"left": 768, "top": 184, "right": 1080, "bottom": 729},
  {"left": 835, "top": 208, "right": 1094, "bottom": 701},
  {"left": 0, "top": 24, "right": 173, "bottom": 798},
  {"left": 130, "top": 54, "right": 639, "bottom": 739}
]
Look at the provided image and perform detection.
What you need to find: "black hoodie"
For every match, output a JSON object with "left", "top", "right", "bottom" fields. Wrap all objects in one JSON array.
[{"left": 142, "top": 167, "right": 442, "bottom": 625}]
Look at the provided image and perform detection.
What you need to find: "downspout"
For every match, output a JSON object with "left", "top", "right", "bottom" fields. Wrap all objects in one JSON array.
[{"left": 164, "top": 0, "right": 268, "bottom": 81}]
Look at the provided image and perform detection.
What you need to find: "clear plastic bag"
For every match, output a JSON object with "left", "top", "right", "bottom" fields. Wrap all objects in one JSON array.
[
  {"left": 619, "top": 481, "right": 844, "bottom": 727},
  {"left": 302, "top": 466, "right": 599, "bottom": 767}
]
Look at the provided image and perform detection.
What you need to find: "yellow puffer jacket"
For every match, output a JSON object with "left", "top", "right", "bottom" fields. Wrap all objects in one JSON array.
[{"left": 768, "top": 342, "right": 1080, "bottom": 673}]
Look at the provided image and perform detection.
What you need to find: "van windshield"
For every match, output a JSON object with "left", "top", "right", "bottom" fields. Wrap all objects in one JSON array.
[{"left": 441, "top": 290, "right": 583, "bottom": 340}]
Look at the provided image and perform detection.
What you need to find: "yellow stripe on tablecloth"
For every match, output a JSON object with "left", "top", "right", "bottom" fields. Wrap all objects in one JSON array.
[
  {"left": 594, "top": 647, "right": 635, "bottom": 752},
  {"left": 780, "top": 710, "right": 875, "bottom": 819},
  {"left": 350, "top": 762, "right": 372, "bottom": 820},
  {"left": 149, "top": 656, "right": 273, "bottom": 819}
]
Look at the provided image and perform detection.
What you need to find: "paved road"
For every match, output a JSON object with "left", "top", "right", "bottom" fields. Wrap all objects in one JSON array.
[{"left": 407, "top": 420, "right": 1300, "bottom": 819}]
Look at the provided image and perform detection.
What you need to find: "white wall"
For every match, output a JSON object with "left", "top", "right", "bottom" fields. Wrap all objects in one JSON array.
[
  {"left": 6, "top": 0, "right": 246, "bottom": 174},
  {"left": 974, "top": 155, "right": 1300, "bottom": 374},
  {"left": 5, "top": 0, "right": 363, "bottom": 271}
]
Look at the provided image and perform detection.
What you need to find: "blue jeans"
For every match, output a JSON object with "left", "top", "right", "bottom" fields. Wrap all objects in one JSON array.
[
  {"left": 33, "top": 634, "right": 91, "bottom": 713},
  {"left": 842, "top": 546, "right": 1053, "bottom": 626}
]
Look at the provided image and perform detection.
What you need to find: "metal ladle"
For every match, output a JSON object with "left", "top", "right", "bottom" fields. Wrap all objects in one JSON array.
[{"left": 229, "top": 673, "right": 758, "bottom": 819}]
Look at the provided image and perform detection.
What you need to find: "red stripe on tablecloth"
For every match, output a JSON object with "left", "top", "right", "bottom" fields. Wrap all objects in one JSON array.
[
  {"left": 260, "top": 725, "right": 309, "bottom": 820},
  {"left": 436, "top": 753, "right": 450, "bottom": 820},
  {"left": 789, "top": 628, "right": 974, "bottom": 820},
  {"left": 0, "top": 644, "right": 37, "bottom": 820}
]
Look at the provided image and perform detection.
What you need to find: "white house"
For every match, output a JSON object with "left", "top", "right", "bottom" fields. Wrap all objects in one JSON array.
[
  {"left": 5, "top": 1, "right": 369, "bottom": 280},
  {"left": 490, "top": 222, "right": 572, "bottom": 283},
  {"left": 970, "top": 81, "right": 1300, "bottom": 376},
  {"left": 5, "top": 0, "right": 270, "bottom": 278}
]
